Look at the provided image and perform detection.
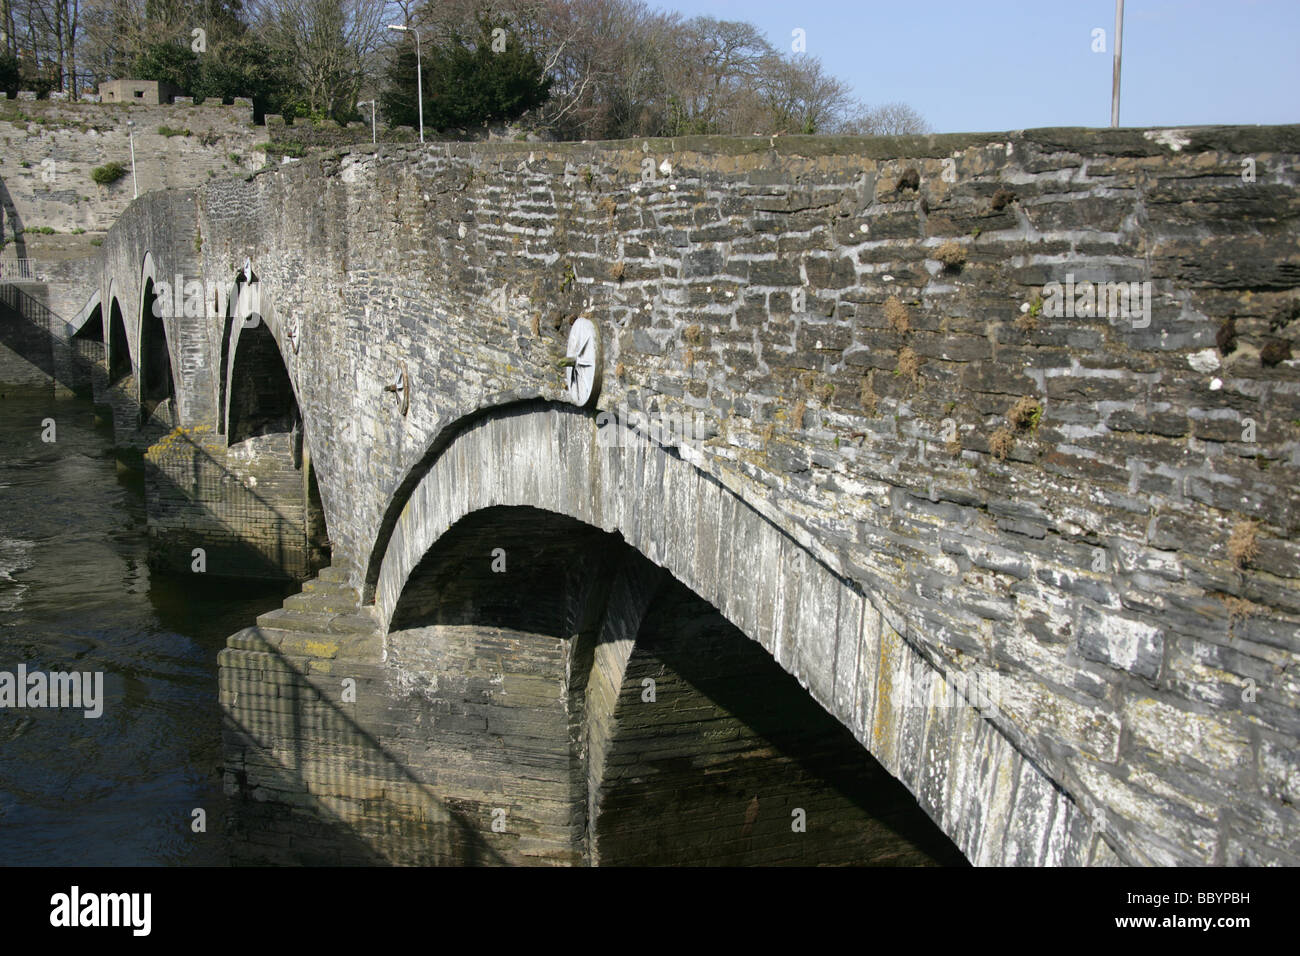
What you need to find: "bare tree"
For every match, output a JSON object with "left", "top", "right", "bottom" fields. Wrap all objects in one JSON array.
[
  {"left": 2, "top": 0, "right": 16, "bottom": 57},
  {"left": 749, "top": 52, "right": 854, "bottom": 135},
  {"left": 7, "top": 0, "right": 81, "bottom": 91},
  {"left": 79, "top": 0, "right": 150, "bottom": 84},
  {"left": 373, "top": 0, "right": 921, "bottom": 141},
  {"left": 838, "top": 100, "right": 930, "bottom": 136},
  {"left": 438, "top": 0, "right": 683, "bottom": 140},
  {"left": 251, "top": 0, "right": 393, "bottom": 118},
  {"left": 662, "top": 16, "right": 770, "bottom": 134},
  {"left": 62, "top": 0, "right": 931, "bottom": 138}
]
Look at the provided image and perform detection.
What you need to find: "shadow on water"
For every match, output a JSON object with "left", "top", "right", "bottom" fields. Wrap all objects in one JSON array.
[
  {"left": 2, "top": 293, "right": 492, "bottom": 865},
  {"left": 0, "top": 389, "right": 291, "bottom": 865}
]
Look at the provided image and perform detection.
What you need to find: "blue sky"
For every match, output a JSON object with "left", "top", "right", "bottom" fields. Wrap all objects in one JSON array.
[{"left": 654, "top": 0, "right": 1299, "bottom": 133}]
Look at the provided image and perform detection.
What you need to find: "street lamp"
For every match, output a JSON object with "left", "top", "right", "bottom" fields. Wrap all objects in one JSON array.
[
  {"left": 359, "top": 99, "right": 378, "bottom": 144},
  {"left": 126, "top": 119, "right": 138, "bottom": 198},
  {"left": 388, "top": 24, "right": 423, "bottom": 144}
]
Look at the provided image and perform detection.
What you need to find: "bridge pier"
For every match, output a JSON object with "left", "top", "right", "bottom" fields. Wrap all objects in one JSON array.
[{"left": 144, "top": 428, "right": 330, "bottom": 580}]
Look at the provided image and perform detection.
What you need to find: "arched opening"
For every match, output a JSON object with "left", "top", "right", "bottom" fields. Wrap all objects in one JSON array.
[
  {"left": 107, "top": 298, "right": 131, "bottom": 385},
  {"left": 139, "top": 277, "right": 175, "bottom": 425},
  {"left": 198, "top": 315, "right": 327, "bottom": 580},
  {"left": 234, "top": 402, "right": 1086, "bottom": 867},
  {"left": 218, "top": 291, "right": 235, "bottom": 435},
  {"left": 71, "top": 301, "right": 105, "bottom": 397},
  {"left": 385, "top": 505, "right": 616, "bottom": 864},
  {"left": 592, "top": 574, "right": 968, "bottom": 866},
  {"left": 227, "top": 320, "right": 298, "bottom": 447},
  {"left": 386, "top": 504, "right": 966, "bottom": 866},
  {"left": 73, "top": 302, "right": 103, "bottom": 342}
]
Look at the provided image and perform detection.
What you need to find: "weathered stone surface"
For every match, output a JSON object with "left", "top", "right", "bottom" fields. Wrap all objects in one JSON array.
[{"left": 1076, "top": 605, "right": 1165, "bottom": 680}]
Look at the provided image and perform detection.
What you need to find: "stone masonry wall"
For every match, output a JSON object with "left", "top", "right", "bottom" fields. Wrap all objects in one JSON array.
[
  {"left": 1, "top": 96, "right": 268, "bottom": 337},
  {"left": 144, "top": 425, "right": 326, "bottom": 580},
  {"left": 111, "top": 125, "right": 1300, "bottom": 865},
  {"left": 0, "top": 96, "right": 267, "bottom": 237}
]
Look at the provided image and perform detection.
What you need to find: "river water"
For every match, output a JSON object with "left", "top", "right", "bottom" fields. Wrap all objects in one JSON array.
[{"left": 0, "top": 389, "right": 289, "bottom": 865}]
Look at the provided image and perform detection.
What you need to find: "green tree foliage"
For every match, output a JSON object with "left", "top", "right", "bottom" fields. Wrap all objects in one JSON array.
[
  {"left": 91, "top": 161, "right": 127, "bottom": 185},
  {"left": 192, "top": 36, "right": 301, "bottom": 120},
  {"left": 381, "top": 14, "right": 551, "bottom": 131},
  {"left": 132, "top": 41, "right": 199, "bottom": 90},
  {"left": 131, "top": 36, "right": 299, "bottom": 121}
]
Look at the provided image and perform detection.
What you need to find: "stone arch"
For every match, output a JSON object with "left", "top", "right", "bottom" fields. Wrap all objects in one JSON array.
[
  {"left": 215, "top": 280, "right": 330, "bottom": 576},
  {"left": 106, "top": 294, "right": 131, "bottom": 385},
  {"left": 71, "top": 291, "right": 102, "bottom": 341},
  {"left": 386, "top": 502, "right": 964, "bottom": 865},
  {"left": 225, "top": 304, "right": 299, "bottom": 449},
  {"left": 67, "top": 293, "right": 105, "bottom": 399},
  {"left": 137, "top": 254, "right": 176, "bottom": 426},
  {"left": 371, "top": 401, "right": 1102, "bottom": 866}
]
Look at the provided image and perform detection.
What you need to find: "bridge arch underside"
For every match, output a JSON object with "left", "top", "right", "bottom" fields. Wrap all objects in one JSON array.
[
  {"left": 226, "top": 318, "right": 298, "bottom": 446},
  {"left": 221, "top": 402, "right": 1099, "bottom": 866},
  {"left": 68, "top": 299, "right": 104, "bottom": 394},
  {"left": 380, "top": 504, "right": 967, "bottom": 866},
  {"left": 100, "top": 296, "right": 141, "bottom": 439},
  {"left": 138, "top": 276, "right": 175, "bottom": 429}
]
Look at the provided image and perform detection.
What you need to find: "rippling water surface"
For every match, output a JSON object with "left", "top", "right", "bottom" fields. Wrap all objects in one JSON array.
[{"left": 0, "top": 390, "right": 289, "bottom": 865}]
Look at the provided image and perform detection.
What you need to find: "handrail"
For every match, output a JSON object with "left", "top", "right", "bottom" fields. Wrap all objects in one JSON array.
[
  {"left": 0, "top": 281, "right": 74, "bottom": 336},
  {"left": 0, "top": 258, "right": 38, "bottom": 280}
]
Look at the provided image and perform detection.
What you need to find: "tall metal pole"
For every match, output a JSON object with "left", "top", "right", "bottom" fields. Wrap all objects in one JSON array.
[
  {"left": 1110, "top": 0, "right": 1124, "bottom": 128},
  {"left": 127, "top": 119, "right": 138, "bottom": 198}
]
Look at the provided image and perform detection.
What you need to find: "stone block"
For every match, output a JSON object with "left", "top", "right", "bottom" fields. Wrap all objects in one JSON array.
[{"left": 1076, "top": 605, "right": 1164, "bottom": 680}]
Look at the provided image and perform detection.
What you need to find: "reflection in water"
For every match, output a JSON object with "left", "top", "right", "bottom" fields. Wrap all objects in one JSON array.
[{"left": 0, "top": 391, "right": 288, "bottom": 865}]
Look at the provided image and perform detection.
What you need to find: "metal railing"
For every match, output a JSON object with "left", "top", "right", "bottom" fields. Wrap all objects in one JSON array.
[
  {"left": 0, "top": 280, "right": 72, "bottom": 335},
  {"left": 0, "top": 258, "right": 38, "bottom": 280}
]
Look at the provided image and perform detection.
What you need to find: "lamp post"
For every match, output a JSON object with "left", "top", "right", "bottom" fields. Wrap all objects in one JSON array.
[
  {"left": 388, "top": 24, "right": 423, "bottom": 144},
  {"left": 359, "top": 99, "right": 378, "bottom": 143},
  {"left": 1110, "top": 0, "right": 1125, "bottom": 128},
  {"left": 127, "top": 119, "right": 138, "bottom": 198}
]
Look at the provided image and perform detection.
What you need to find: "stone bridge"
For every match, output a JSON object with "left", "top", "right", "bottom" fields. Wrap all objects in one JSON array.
[{"left": 10, "top": 124, "right": 1300, "bottom": 866}]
